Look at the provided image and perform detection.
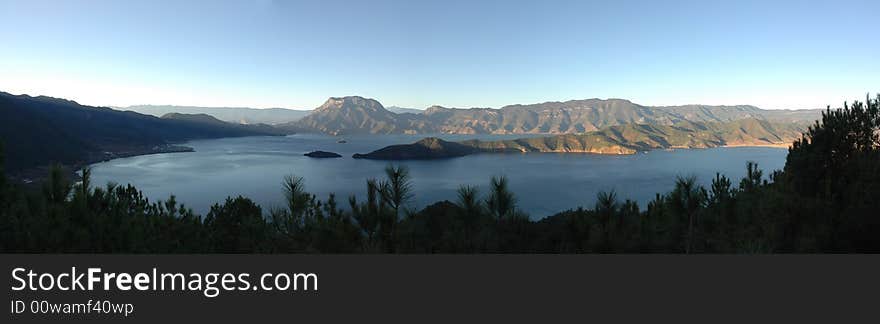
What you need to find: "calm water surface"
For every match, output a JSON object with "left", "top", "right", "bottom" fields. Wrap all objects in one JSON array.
[{"left": 89, "top": 134, "right": 788, "bottom": 219}]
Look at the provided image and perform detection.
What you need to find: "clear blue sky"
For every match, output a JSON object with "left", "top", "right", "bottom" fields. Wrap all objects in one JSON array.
[{"left": 0, "top": 0, "right": 877, "bottom": 110}]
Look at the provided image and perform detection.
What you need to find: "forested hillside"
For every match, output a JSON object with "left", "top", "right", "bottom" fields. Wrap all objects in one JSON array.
[{"left": 0, "top": 92, "right": 285, "bottom": 172}]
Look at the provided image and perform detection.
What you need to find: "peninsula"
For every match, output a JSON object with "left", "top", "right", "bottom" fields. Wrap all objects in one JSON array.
[{"left": 352, "top": 118, "right": 803, "bottom": 160}]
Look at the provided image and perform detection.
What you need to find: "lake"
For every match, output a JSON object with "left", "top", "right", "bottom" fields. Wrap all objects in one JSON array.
[{"left": 89, "top": 134, "right": 788, "bottom": 219}]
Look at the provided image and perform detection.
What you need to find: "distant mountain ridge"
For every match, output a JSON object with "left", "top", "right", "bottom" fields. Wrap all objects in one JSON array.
[
  {"left": 386, "top": 106, "right": 424, "bottom": 114},
  {"left": 123, "top": 105, "right": 311, "bottom": 125},
  {"left": 284, "top": 96, "right": 823, "bottom": 135},
  {"left": 160, "top": 113, "right": 287, "bottom": 136}
]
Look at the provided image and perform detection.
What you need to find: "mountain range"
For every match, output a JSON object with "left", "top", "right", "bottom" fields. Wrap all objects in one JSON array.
[
  {"left": 120, "top": 96, "right": 822, "bottom": 138},
  {"left": 1, "top": 91, "right": 825, "bottom": 174},
  {"left": 282, "top": 96, "right": 822, "bottom": 135}
]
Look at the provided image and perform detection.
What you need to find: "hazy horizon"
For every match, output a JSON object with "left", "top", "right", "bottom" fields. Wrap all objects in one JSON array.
[{"left": 1, "top": 0, "right": 877, "bottom": 110}]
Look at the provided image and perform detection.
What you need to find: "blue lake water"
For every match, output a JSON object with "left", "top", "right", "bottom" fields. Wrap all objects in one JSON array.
[{"left": 89, "top": 134, "right": 788, "bottom": 219}]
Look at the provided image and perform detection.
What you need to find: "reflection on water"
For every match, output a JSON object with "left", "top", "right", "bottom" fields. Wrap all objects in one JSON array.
[{"left": 89, "top": 134, "right": 788, "bottom": 219}]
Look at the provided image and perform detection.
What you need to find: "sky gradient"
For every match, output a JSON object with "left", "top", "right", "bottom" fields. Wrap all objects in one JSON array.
[{"left": 1, "top": 0, "right": 877, "bottom": 110}]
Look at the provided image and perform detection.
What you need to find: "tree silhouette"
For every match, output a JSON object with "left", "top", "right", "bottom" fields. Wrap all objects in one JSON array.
[
  {"left": 486, "top": 176, "right": 516, "bottom": 220},
  {"left": 283, "top": 175, "right": 312, "bottom": 219},
  {"left": 43, "top": 164, "right": 71, "bottom": 204},
  {"left": 668, "top": 176, "right": 707, "bottom": 253},
  {"left": 595, "top": 190, "right": 618, "bottom": 252},
  {"left": 456, "top": 185, "right": 483, "bottom": 249},
  {"left": 204, "top": 196, "right": 267, "bottom": 253},
  {"left": 785, "top": 95, "right": 880, "bottom": 251},
  {"left": 378, "top": 164, "right": 413, "bottom": 218}
]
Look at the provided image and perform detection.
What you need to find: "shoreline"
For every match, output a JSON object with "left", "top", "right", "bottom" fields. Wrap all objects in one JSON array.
[
  {"left": 351, "top": 138, "right": 796, "bottom": 160},
  {"left": 721, "top": 143, "right": 792, "bottom": 149},
  {"left": 8, "top": 144, "right": 195, "bottom": 187},
  {"left": 74, "top": 145, "right": 195, "bottom": 180}
]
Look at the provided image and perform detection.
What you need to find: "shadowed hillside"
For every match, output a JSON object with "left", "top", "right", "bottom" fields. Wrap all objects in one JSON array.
[{"left": 0, "top": 92, "right": 285, "bottom": 173}]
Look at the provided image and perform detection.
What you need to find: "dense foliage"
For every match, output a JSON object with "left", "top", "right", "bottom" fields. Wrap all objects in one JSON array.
[{"left": 1, "top": 96, "right": 878, "bottom": 253}]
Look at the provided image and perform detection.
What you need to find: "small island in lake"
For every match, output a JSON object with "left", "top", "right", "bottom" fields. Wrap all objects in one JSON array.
[
  {"left": 304, "top": 151, "right": 342, "bottom": 158},
  {"left": 352, "top": 137, "right": 478, "bottom": 160}
]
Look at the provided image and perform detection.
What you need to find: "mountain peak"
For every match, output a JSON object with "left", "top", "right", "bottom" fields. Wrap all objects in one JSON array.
[
  {"left": 317, "top": 96, "right": 385, "bottom": 112},
  {"left": 424, "top": 105, "right": 451, "bottom": 114}
]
